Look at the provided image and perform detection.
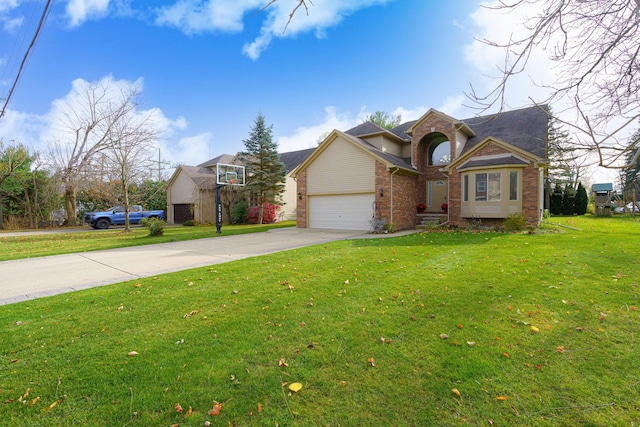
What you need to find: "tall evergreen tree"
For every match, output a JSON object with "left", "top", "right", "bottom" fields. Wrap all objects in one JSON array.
[
  {"left": 574, "top": 182, "right": 588, "bottom": 215},
  {"left": 239, "top": 114, "right": 286, "bottom": 224},
  {"left": 561, "top": 184, "right": 576, "bottom": 215},
  {"left": 550, "top": 182, "right": 563, "bottom": 215}
]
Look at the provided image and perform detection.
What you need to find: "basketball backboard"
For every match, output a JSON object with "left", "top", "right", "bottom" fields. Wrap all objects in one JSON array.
[{"left": 216, "top": 163, "right": 245, "bottom": 186}]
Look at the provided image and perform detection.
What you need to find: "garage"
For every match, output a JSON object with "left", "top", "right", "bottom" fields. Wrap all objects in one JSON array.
[
  {"left": 308, "top": 193, "right": 375, "bottom": 230},
  {"left": 173, "top": 204, "right": 194, "bottom": 224}
]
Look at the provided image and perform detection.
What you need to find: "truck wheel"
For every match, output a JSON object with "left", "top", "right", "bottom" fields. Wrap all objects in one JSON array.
[{"left": 95, "top": 218, "right": 110, "bottom": 229}]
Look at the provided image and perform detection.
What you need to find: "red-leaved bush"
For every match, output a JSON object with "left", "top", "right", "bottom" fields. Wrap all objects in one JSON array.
[{"left": 246, "top": 203, "right": 280, "bottom": 224}]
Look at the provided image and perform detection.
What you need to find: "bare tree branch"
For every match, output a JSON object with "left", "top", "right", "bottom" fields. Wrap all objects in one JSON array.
[{"left": 467, "top": 0, "right": 640, "bottom": 170}]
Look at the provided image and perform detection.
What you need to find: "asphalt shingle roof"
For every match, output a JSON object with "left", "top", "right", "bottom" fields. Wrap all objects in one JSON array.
[
  {"left": 178, "top": 165, "right": 217, "bottom": 190},
  {"left": 457, "top": 155, "right": 528, "bottom": 170},
  {"left": 279, "top": 148, "right": 315, "bottom": 173}
]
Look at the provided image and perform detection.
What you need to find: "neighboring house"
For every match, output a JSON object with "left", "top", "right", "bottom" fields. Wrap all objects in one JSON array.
[
  {"left": 292, "top": 105, "right": 549, "bottom": 231},
  {"left": 166, "top": 150, "right": 313, "bottom": 224}
]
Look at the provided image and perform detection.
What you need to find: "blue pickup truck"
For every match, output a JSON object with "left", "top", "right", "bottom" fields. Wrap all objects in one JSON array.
[{"left": 84, "top": 205, "right": 165, "bottom": 229}]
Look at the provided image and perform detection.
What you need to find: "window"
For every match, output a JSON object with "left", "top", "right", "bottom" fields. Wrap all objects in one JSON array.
[
  {"left": 509, "top": 171, "right": 518, "bottom": 201},
  {"left": 475, "top": 173, "right": 487, "bottom": 201},
  {"left": 488, "top": 172, "right": 501, "bottom": 201},
  {"left": 475, "top": 172, "right": 501, "bottom": 201},
  {"left": 463, "top": 175, "right": 469, "bottom": 202}
]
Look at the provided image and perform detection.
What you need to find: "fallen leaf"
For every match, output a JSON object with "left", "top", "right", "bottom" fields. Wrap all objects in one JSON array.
[
  {"left": 466, "top": 341, "right": 476, "bottom": 346},
  {"left": 29, "top": 396, "right": 40, "bottom": 406},
  {"left": 531, "top": 326, "right": 539, "bottom": 333},
  {"left": 451, "top": 388, "right": 461, "bottom": 397},
  {"left": 184, "top": 406, "right": 192, "bottom": 417},
  {"left": 175, "top": 403, "right": 183, "bottom": 413},
  {"left": 183, "top": 310, "right": 200, "bottom": 318},
  {"left": 575, "top": 326, "right": 584, "bottom": 331},
  {"left": 457, "top": 324, "right": 463, "bottom": 329},
  {"left": 258, "top": 402, "right": 263, "bottom": 413},
  {"left": 278, "top": 358, "right": 288, "bottom": 367},
  {"left": 502, "top": 352, "right": 510, "bottom": 359},
  {"left": 127, "top": 351, "right": 139, "bottom": 357},
  {"left": 496, "top": 396, "right": 508, "bottom": 401},
  {"left": 367, "top": 357, "right": 376, "bottom": 367},
  {"left": 209, "top": 402, "right": 223, "bottom": 416},
  {"left": 439, "top": 334, "right": 449, "bottom": 339},
  {"left": 288, "top": 382, "right": 303, "bottom": 392}
]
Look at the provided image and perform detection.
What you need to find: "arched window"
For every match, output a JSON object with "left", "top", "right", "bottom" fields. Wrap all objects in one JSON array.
[{"left": 428, "top": 138, "right": 450, "bottom": 166}]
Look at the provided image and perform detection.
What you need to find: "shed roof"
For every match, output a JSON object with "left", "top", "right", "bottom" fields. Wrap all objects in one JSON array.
[{"left": 592, "top": 183, "right": 613, "bottom": 192}]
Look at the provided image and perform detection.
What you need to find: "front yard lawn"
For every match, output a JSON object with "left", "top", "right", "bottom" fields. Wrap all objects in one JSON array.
[{"left": 0, "top": 216, "right": 639, "bottom": 425}]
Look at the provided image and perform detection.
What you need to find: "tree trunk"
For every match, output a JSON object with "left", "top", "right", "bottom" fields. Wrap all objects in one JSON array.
[
  {"left": 64, "top": 185, "right": 77, "bottom": 226},
  {"left": 122, "top": 179, "right": 131, "bottom": 232}
]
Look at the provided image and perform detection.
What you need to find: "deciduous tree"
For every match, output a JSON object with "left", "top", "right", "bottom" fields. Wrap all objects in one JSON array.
[
  {"left": 468, "top": 0, "right": 640, "bottom": 170},
  {"left": 363, "top": 111, "right": 402, "bottom": 130},
  {"left": 47, "top": 78, "right": 141, "bottom": 225}
]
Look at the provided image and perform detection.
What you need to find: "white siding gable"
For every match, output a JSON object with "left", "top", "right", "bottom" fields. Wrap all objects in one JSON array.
[{"left": 307, "top": 136, "right": 375, "bottom": 194}]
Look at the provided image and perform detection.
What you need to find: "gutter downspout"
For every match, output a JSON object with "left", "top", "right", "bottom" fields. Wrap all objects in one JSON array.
[{"left": 390, "top": 167, "right": 400, "bottom": 227}]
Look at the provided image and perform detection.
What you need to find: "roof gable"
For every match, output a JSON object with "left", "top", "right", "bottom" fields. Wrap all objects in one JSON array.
[
  {"left": 170, "top": 165, "right": 217, "bottom": 190},
  {"left": 293, "top": 130, "right": 416, "bottom": 177},
  {"left": 198, "top": 153, "right": 236, "bottom": 168},
  {"left": 406, "top": 108, "right": 475, "bottom": 137}
]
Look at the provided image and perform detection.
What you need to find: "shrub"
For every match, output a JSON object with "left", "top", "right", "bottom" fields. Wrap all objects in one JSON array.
[
  {"left": 246, "top": 203, "right": 280, "bottom": 224},
  {"left": 503, "top": 212, "right": 527, "bottom": 232},
  {"left": 182, "top": 219, "right": 199, "bottom": 226},
  {"left": 139, "top": 217, "right": 151, "bottom": 227},
  {"left": 147, "top": 218, "right": 165, "bottom": 237},
  {"left": 232, "top": 199, "right": 249, "bottom": 224}
]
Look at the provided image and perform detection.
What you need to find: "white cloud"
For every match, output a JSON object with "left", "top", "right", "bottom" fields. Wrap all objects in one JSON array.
[
  {"left": 160, "top": 132, "right": 212, "bottom": 167},
  {"left": 464, "top": 1, "right": 556, "bottom": 109},
  {"left": 276, "top": 106, "right": 355, "bottom": 152},
  {"left": 155, "top": 0, "right": 262, "bottom": 34},
  {"left": 0, "top": 0, "right": 20, "bottom": 14},
  {"left": 436, "top": 96, "right": 466, "bottom": 118},
  {"left": 243, "top": 0, "right": 390, "bottom": 60},
  {"left": 66, "top": 0, "right": 110, "bottom": 27},
  {"left": 153, "top": 0, "right": 389, "bottom": 60}
]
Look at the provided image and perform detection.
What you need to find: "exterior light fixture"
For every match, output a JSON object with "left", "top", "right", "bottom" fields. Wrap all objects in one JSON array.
[
  {"left": 379, "top": 188, "right": 384, "bottom": 197},
  {"left": 297, "top": 192, "right": 302, "bottom": 200}
]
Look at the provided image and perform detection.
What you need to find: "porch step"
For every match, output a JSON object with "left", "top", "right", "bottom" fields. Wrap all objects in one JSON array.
[{"left": 416, "top": 213, "right": 448, "bottom": 228}]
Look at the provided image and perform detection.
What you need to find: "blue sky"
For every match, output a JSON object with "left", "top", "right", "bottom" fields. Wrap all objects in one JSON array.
[{"left": 0, "top": 0, "right": 615, "bottom": 182}]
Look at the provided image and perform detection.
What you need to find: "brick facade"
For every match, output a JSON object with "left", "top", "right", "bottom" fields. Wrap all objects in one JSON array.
[
  {"left": 295, "top": 169, "right": 307, "bottom": 228},
  {"left": 296, "top": 110, "right": 546, "bottom": 231},
  {"left": 374, "top": 161, "right": 420, "bottom": 230}
]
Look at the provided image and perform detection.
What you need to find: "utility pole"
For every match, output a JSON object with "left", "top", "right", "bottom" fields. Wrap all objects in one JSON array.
[{"left": 148, "top": 148, "right": 171, "bottom": 181}]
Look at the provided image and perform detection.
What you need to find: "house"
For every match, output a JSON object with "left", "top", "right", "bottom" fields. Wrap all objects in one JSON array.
[
  {"left": 166, "top": 149, "right": 313, "bottom": 224},
  {"left": 292, "top": 105, "right": 549, "bottom": 231}
]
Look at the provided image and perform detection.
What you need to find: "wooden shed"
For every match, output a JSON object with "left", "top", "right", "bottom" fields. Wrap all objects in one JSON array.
[{"left": 592, "top": 183, "right": 613, "bottom": 216}]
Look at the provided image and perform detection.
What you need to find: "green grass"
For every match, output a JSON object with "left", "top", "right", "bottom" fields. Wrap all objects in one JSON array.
[
  {"left": 1, "top": 216, "right": 639, "bottom": 425},
  {"left": 0, "top": 222, "right": 295, "bottom": 261}
]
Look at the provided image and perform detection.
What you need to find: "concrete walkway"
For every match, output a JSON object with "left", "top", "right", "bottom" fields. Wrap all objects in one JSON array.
[{"left": 0, "top": 228, "right": 410, "bottom": 306}]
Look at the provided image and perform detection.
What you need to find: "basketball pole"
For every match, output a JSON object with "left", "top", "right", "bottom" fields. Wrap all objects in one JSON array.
[{"left": 215, "top": 184, "right": 224, "bottom": 233}]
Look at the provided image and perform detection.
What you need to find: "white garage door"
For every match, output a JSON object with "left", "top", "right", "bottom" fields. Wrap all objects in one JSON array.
[{"left": 309, "top": 193, "right": 375, "bottom": 230}]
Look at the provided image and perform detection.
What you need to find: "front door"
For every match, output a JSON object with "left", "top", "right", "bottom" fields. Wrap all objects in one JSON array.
[{"left": 426, "top": 179, "right": 448, "bottom": 213}]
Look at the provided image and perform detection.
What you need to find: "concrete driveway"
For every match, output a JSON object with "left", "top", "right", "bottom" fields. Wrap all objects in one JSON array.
[{"left": 0, "top": 228, "right": 399, "bottom": 306}]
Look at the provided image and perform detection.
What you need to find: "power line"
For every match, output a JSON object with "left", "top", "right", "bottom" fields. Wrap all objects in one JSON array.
[{"left": 0, "top": 0, "right": 55, "bottom": 119}]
